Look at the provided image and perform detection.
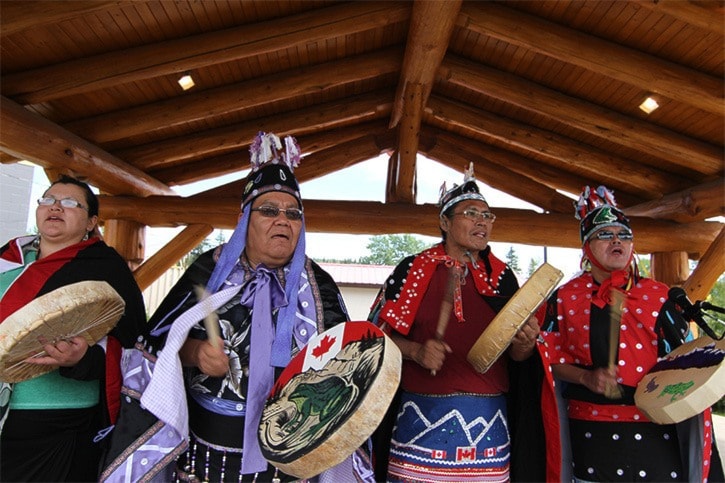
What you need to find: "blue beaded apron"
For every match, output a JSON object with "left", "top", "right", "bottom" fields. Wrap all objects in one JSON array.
[{"left": 388, "top": 391, "right": 510, "bottom": 483}]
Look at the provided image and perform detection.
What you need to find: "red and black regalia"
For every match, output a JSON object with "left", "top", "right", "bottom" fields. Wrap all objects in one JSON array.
[
  {"left": 0, "top": 235, "right": 146, "bottom": 482},
  {"left": 369, "top": 243, "right": 521, "bottom": 482}
]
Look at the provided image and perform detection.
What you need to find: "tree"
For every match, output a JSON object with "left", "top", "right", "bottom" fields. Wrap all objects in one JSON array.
[
  {"left": 637, "top": 257, "right": 651, "bottom": 278},
  {"left": 360, "top": 234, "right": 429, "bottom": 265},
  {"left": 505, "top": 246, "right": 521, "bottom": 275},
  {"left": 708, "top": 273, "right": 725, "bottom": 308},
  {"left": 527, "top": 257, "right": 541, "bottom": 277},
  {"left": 178, "top": 234, "right": 215, "bottom": 269}
]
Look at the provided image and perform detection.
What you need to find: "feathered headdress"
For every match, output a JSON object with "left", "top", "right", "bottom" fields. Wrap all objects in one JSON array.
[
  {"left": 438, "top": 162, "right": 487, "bottom": 215},
  {"left": 576, "top": 185, "right": 631, "bottom": 243},
  {"left": 242, "top": 132, "right": 302, "bottom": 207}
]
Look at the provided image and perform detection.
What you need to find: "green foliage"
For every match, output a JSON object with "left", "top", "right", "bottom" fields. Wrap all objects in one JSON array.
[
  {"left": 178, "top": 232, "right": 223, "bottom": 269},
  {"left": 316, "top": 257, "right": 358, "bottom": 264},
  {"left": 707, "top": 272, "right": 725, "bottom": 308},
  {"left": 359, "top": 234, "right": 429, "bottom": 265},
  {"left": 706, "top": 274, "right": 725, "bottom": 415},
  {"left": 637, "top": 257, "right": 651, "bottom": 277},
  {"left": 527, "top": 257, "right": 541, "bottom": 277},
  {"left": 506, "top": 246, "right": 521, "bottom": 275}
]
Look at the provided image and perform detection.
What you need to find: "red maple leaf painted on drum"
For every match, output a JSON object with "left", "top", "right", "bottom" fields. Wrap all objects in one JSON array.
[{"left": 311, "top": 334, "right": 336, "bottom": 358}]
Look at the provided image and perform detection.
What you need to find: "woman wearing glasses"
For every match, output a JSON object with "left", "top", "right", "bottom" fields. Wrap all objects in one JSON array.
[
  {"left": 0, "top": 175, "right": 146, "bottom": 481},
  {"left": 533, "top": 185, "right": 722, "bottom": 482},
  {"left": 368, "top": 163, "right": 540, "bottom": 482}
]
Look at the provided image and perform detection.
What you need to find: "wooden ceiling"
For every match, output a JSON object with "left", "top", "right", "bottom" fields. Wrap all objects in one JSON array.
[{"left": 1, "top": 1, "right": 723, "bottom": 261}]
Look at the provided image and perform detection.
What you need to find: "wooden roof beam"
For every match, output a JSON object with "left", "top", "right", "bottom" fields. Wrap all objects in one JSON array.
[
  {"left": 390, "top": 0, "right": 461, "bottom": 128},
  {"left": 683, "top": 226, "right": 725, "bottom": 301},
  {"left": 420, "top": 130, "right": 576, "bottom": 214},
  {"left": 0, "top": 1, "right": 131, "bottom": 37},
  {"left": 97, "top": 195, "right": 723, "bottom": 256},
  {"left": 1, "top": 2, "right": 410, "bottom": 104},
  {"left": 623, "top": 178, "right": 725, "bottom": 222},
  {"left": 388, "top": 0, "right": 460, "bottom": 195},
  {"left": 422, "top": 124, "right": 637, "bottom": 207},
  {"left": 459, "top": 2, "right": 723, "bottom": 115},
  {"left": 439, "top": 55, "right": 722, "bottom": 175},
  {"left": 67, "top": 48, "right": 402, "bottom": 145},
  {"left": 116, "top": 90, "right": 393, "bottom": 171},
  {"left": 194, "top": 133, "right": 394, "bottom": 200},
  {"left": 152, "top": 121, "right": 392, "bottom": 186},
  {"left": 133, "top": 224, "right": 213, "bottom": 291},
  {"left": 0, "top": 96, "right": 173, "bottom": 197},
  {"left": 425, "top": 94, "right": 684, "bottom": 199},
  {"left": 637, "top": 0, "right": 725, "bottom": 34},
  {"left": 388, "top": 0, "right": 461, "bottom": 203},
  {"left": 387, "top": 83, "right": 422, "bottom": 203}
]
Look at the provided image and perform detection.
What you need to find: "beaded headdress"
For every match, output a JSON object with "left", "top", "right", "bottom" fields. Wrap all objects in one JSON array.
[
  {"left": 242, "top": 132, "right": 302, "bottom": 207},
  {"left": 438, "top": 162, "right": 487, "bottom": 216},
  {"left": 576, "top": 185, "right": 631, "bottom": 243}
]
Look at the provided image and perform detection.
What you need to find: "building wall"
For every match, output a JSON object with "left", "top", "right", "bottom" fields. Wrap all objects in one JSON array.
[
  {"left": 338, "top": 285, "right": 380, "bottom": 321},
  {"left": 0, "top": 163, "right": 34, "bottom": 243}
]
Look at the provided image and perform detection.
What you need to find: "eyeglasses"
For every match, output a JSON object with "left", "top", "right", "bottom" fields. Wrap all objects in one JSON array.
[
  {"left": 251, "top": 205, "right": 303, "bottom": 221},
  {"left": 37, "top": 196, "right": 88, "bottom": 211},
  {"left": 594, "top": 230, "right": 634, "bottom": 241},
  {"left": 450, "top": 209, "right": 496, "bottom": 222}
]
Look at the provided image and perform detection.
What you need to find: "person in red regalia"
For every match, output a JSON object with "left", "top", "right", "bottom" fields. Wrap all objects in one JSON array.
[
  {"left": 0, "top": 176, "right": 146, "bottom": 482},
  {"left": 535, "top": 185, "right": 723, "bottom": 482},
  {"left": 369, "top": 163, "right": 540, "bottom": 483}
]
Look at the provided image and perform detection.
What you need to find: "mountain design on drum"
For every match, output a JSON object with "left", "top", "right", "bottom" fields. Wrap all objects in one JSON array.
[{"left": 393, "top": 402, "right": 509, "bottom": 447}]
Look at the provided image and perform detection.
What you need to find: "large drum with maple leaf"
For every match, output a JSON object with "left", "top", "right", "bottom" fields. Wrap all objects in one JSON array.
[{"left": 258, "top": 321, "right": 401, "bottom": 479}]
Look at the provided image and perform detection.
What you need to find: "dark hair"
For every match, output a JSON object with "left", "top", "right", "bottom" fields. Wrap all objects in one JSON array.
[
  {"left": 46, "top": 175, "right": 99, "bottom": 217},
  {"left": 439, "top": 205, "right": 456, "bottom": 242}
]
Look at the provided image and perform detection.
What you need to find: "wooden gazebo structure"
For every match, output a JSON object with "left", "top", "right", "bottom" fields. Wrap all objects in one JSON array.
[{"left": 1, "top": 1, "right": 723, "bottom": 299}]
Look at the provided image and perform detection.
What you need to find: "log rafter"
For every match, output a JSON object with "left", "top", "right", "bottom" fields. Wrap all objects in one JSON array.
[
  {"left": 66, "top": 48, "right": 402, "bottom": 145},
  {"left": 439, "top": 55, "right": 722, "bottom": 175},
  {"left": 2, "top": 2, "right": 410, "bottom": 104},
  {"left": 459, "top": 2, "right": 723, "bottom": 115},
  {"left": 0, "top": 96, "right": 173, "bottom": 197},
  {"left": 116, "top": 90, "right": 393, "bottom": 171},
  {"left": 97, "top": 195, "right": 723, "bottom": 256},
  {"left": 424, "top": 95, "right": 684, "bottom": 200}
]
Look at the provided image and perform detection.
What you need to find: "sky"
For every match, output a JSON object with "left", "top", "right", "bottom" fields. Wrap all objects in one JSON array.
[{"left": 26, "top": 155, "right": 585, "bottom": 283}]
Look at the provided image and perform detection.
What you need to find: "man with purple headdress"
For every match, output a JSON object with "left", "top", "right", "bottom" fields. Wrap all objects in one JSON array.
[
  {"left": 533, "top": 185, "right": 723, "bottom": 482},
  {"left": 100, "top": 132, "right": 374, "bottom": 482}
]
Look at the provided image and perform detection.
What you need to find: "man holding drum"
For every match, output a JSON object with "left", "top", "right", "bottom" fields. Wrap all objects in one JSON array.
[
  {"left": 536, "top": 185, "right": 723, "bottom": 482},
  {"left": 369, "top": 164, "right": 540, "bottom": 482},
  {"left": 101, "top": 132, "right": 375, "bottom": 482}
]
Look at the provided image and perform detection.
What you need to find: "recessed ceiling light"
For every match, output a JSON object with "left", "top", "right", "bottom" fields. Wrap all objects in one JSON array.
[
  {"left": 178, "top": 74, "right": 195, "bottom": 90},
  {"left": 639, "top": 96, "right": 659, "bottom": 114}
]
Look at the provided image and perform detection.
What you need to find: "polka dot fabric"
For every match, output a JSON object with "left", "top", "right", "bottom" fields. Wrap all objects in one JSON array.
[
  {"left": 569, "top": 419, "right": 684, "bottom": 481},
  {"left": 379, "top": 244, "right": 510, "bottom": 335},
  {"left": 545, "top": 273, "right": 667, "bottom": 387}
]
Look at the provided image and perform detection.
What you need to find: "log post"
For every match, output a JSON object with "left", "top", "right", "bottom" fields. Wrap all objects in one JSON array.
[
  {"left": 103, "top": 219, "right": 146, "bottom": 270},
  {"left": 133, "top": 224, "right": 213, "bottom": 291},
  {"left": 650, "top": 251, "right": 689, "bottom": 287},
  {"left": 683, "top": 225, "right": 725, "bottom": 301}
]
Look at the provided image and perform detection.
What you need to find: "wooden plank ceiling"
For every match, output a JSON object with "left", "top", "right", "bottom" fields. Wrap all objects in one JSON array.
[{"left": 1, "top": 0, "right": 723, "bottom": 260}]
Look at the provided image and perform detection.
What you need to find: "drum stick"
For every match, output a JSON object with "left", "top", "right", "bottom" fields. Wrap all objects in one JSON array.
[
  {"left": 431, "top": 265, "right": 457, "bottom": 376},
  {"left": 194, "top": 285, "right": 223, "bottom": 349},
  {"left": 605, "top": 289, "right": 625, "bottom": 399}
]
